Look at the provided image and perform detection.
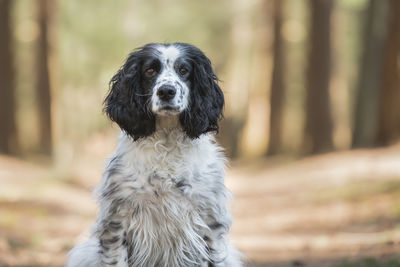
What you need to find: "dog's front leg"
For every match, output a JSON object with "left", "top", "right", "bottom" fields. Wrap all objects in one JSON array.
[
  {"left": 204, "top": 221, "right": 242, "bottom": 267},
  {"left": 204, "top": 220, "right": 229, "bottom": 266},
  {"left": 96, "top": 201, "right": 129, "bottom": 267},
  {"left": 202, "top": 196, "right": 242, "bottom": 266}
]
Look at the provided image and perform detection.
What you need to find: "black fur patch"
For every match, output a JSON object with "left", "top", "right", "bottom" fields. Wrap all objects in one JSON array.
[
  {"left": 107, "top": 221, "right": 122, "bottom": 231},
  {"left": 177, "top": 43, "right": 224, "bottom": 138},
  {"left": 208, "top": 222, "right": 225, "bottom": 230},
  {"left": 104, "top": 45, "right": 158, "bottom": 140}
]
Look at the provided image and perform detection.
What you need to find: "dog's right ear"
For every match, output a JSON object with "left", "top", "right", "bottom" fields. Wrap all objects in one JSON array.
[
  {"left": 104, "top": 52, "right": 156, "bottom": 140},
  {"left": 179, "top": 44, "right": 224, "bottom": 139}
]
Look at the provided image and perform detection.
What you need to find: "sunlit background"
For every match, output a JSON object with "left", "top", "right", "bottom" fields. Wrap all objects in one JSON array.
[{"left": 1, "top": 0, "right": 400, "bottom": 266}]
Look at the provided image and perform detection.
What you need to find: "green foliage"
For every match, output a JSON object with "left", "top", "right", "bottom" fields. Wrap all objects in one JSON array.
[
  {"left": 338, "top": 0, "right": 368, "bottom": 10},
  {"left": 60, "top": 0, "right": 232, "bottom": 88},
  {"left": 60, "top": 0, "right": 129, "bottom": 87}
]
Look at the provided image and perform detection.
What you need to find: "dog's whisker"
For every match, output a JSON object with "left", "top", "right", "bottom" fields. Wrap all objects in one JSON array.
[{"left": 135, "top": 93, "right": 152, "bottom": 97}]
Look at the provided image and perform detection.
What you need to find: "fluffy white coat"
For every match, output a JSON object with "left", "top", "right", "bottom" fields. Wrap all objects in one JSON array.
[{"left": 67, "top": 117, "right": 241, "bottom": 267}]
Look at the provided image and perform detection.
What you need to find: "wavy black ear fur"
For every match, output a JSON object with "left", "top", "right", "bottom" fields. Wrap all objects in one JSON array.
[
  {"left": 179, "top": 44, "right": 224, "bottom": 138},
  {"left": 104, "top": 50, "right": 156, "bottom": 140}
]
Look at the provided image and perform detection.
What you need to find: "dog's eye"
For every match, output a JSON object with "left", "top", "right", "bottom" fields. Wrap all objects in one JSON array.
[
  {"left": 145, "top": 68, "right": 156, "bottom": 77},
  {"left": 179, "top": 68, "right": 188, "bottom": 76}
]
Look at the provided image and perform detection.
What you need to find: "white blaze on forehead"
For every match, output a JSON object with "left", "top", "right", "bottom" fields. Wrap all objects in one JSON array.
[
  {"left": 156, "top": 45, "right": 181, "bottom": 67},
  {"left": 151, "top": 44, "right": 189, "bottom": 115}
]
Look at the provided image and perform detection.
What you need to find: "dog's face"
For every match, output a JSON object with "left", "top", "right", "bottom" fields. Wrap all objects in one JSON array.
[
  {"left": 104, "top": 43, "right": 224, "bottom": 140},
  {"left": 143, "top": 45, "right": 191, "bottom": 116}
]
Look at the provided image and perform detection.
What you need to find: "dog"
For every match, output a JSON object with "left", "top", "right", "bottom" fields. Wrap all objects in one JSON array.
[{"left": 67, "top": 43, "right": 242, "bottom": 267}]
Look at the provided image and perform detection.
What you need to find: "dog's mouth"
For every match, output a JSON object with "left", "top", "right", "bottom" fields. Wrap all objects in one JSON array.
[
  {"left": 156, "top": 104, "right": 181, "bottom": 116},
  {"left": 160, "top": 104, "right": 179, "bottom": 111}
]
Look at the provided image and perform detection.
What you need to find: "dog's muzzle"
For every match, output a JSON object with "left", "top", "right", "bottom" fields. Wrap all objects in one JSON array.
[{"left": 157, "top": 85, "right": 176, "bottom": 102}]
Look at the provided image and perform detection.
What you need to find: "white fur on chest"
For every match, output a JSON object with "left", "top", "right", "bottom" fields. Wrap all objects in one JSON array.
[
  {"left": 96, "top": 126, "right": 227, "bottom": 266},
  {"left": 110, "top": 128, "right": 224, "bottom": 195}
]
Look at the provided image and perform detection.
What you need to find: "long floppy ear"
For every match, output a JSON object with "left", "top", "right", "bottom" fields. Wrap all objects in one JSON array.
[
  {"left": 104, "top": 52, "right": 155, "bottom": 140},
  {"left": 179, "top": 48, "right": 224, "bottom": 138}
]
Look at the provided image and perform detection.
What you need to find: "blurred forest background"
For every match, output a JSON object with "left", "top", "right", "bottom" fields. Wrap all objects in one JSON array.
[{"left": 1, "top": 0, "right": 400, "bottom": 266}]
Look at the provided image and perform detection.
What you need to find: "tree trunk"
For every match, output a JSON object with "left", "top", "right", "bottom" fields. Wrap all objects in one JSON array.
[
  {"left": 0, "top": 0, "right": 18, "bottom": 154},
  {"left": 36, "top": 0, "right": 53, "bottom": 155},
  {"left": 375, "top": 0, "right": 400, "bottom": 145},
  {"left": 267, "top": 0, "right": 285, "bottom": 155},
  {"left": 217, "top": 0, "right": 251, "bottom": 158},
  {"left": 303, "top": 0, "right": 334, "bottom": 154},
  {"left": 352, "top": 0, "right": 387, "bottom": 148}
]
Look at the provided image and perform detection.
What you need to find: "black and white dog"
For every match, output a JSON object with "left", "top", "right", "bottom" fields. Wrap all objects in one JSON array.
[{"left": 67, "top": 43, "right": 241, "bottom": 267}]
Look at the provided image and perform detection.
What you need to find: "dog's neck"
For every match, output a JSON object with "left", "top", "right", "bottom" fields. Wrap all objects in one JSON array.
[
  {"left": 155, "top": 115, "right": 181, "bottom": 132},
  {"left": 140, "top": 115, "right": 185, "bottom": 144},
  {"left": 119, "top": 115, "right": 204, "bottom": 151},
  {"left": 117, "top": 115, "right": 212, "bottom": 166}
]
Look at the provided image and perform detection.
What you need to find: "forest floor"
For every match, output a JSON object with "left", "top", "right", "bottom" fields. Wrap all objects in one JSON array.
[{"left": 0, "top": 138, "right": 400, "bottom": 267}]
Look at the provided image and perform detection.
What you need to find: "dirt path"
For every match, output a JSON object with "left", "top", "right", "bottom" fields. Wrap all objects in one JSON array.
[
  {"left": 0, "top": 146, "right": 400, "bottom": 266},
  {"left": 229, "top": 146, "right": 400, "bottom": 266}
]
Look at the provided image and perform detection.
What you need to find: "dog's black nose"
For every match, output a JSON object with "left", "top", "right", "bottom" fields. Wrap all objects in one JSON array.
[{"left": 157, "top": 85, "right": 176, "bottom": 101}]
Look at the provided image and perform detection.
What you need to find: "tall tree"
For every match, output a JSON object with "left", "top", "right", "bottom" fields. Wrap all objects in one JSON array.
[
  {"left": 35, "top": 0, "right": 53, "bottom": 155},
  {"left": 352, "top": 0, "right": 387, "bottom": 148},
  {"left": 218, "top": 0, "right": 251, "bottom": 158},
  {"left": 267, "top": 0, "right": 285, "bottom": 155},
  {"left": 0, "top": 0, "right": 18, "bottom": 154},
  {"left": 303, "top": 0, "right": 334, "bottom": 154},
  {"left": 375, "top": 0, "right": 400, "bottom": 145}
]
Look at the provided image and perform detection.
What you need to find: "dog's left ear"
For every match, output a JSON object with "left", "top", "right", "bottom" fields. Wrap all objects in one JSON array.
[
  {"left": 179, "top": 49, "right": 224, "bottom": 138},
  {"left": 104, "top": 51, "right": 156, "bottom": 140}
]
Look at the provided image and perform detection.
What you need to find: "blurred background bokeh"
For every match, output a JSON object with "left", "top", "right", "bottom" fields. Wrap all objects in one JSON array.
[{"left": 1, "top": 0, "right": 400, "bottom": 266}]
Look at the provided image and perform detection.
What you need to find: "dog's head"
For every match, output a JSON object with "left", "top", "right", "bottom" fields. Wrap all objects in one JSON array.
[{"left": 104, "top": 43, "right": 224, "bottom": 140}]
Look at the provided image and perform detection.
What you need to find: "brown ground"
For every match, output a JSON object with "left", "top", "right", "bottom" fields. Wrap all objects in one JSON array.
[{"left": 0, "top": 141, "right": 400, "bottom": 267}]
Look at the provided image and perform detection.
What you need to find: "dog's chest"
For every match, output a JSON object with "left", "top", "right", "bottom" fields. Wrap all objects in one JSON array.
[
  {"left": 106, "top": 135, "right": 222, "bottom": 265},
  {"left": 116, "top": 136, "right": 218, "bottom": 197}
]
